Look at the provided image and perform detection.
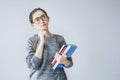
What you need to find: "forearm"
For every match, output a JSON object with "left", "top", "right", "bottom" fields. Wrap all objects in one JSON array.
[
  {"left": 63, "top": 59, "right": 71, "bottom": 67},
  {"left": 26, "top": 37, "right": 43, "bottom": 70},
  {"left": 55, "top": 53, "right": 73, "bottom": 67},
  {"left": 64, "top": 57, "right": 73, "bottom": 68},
  {"left": 34, "top": 42, "right": 44, "bottom": 59}
]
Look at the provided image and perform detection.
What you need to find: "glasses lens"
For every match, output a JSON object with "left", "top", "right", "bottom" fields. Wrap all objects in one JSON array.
[{"left": 34, "top": 15, "right": 47, "bottom": 23}]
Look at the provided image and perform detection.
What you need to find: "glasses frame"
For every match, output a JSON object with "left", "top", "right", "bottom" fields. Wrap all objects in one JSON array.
[{"left": 33, "top": 14, "right": 48, "bottom": 24}]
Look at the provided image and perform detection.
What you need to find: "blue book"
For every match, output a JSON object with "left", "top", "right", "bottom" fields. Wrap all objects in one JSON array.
[{"left": 51, "top": 44, "right": 77, "bottom": 70}]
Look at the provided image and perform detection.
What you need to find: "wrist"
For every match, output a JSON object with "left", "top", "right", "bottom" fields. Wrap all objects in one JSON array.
[
  {"left": 40, "top": 40, "right": 45, "bottom": 44},
  {"left": 63, "top": 59, "right": 70, "bottom": 67}
]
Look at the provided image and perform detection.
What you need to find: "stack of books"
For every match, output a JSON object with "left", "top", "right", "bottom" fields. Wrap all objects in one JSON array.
[{"left": 51, "top": 44, "right": 77, "bottom": 70}]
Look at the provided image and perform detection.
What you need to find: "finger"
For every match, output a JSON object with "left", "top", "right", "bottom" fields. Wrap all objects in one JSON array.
[
  {"left": 54, "top": 52, "right": 58, "bottom": 57},
  {"left": 58, "top": 54, "right": 63, "bottom": 60},
  {"left": 55, "top": 53, "right": 60, "bottom": 60},
  {"left": 55, "top": 55, "right": 60, "bottom": 63},
  {"left": 62, "top": 53, "right": 67, "bottom": 57}
]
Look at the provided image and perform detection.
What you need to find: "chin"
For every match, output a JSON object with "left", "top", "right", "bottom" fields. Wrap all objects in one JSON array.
[
  {"left": 42, "top": 29, "right": 47, "bottom": 31},
  {"left": 42, "top": 27, "right": 47, "bottom": 30}
]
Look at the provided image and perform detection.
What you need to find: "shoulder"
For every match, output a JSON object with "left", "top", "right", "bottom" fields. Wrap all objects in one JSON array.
[
  {"left": 27, "top": 35, "right": 36, "bottom": 45},
  {"left": 54, "top": 34, "right": 64, "bottom": 39},
  {"left": 54, "top": 34, "right": 66, "bottom": 44},
  {"left": 28, "top": 34, "right": 38, "bottom": 41},
  {"left": 28, "top": 36, "right": 34, "bottom": 42}
]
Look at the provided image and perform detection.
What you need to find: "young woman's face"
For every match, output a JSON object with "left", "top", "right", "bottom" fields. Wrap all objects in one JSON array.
[{"left": 32, "top": 10, "right": 49, "bottom": 31}]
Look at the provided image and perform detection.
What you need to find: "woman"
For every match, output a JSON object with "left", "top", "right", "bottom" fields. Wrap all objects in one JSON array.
[{"left": 26, "top": 8, "right": 73, "bottom": 80}]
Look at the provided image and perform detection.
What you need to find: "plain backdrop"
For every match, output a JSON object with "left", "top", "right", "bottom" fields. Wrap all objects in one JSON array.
[{"left": 0, "top": 0, "right": 120, "bottom": 80}]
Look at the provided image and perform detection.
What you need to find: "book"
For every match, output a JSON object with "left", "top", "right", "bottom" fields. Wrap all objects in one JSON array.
[{"left": 51, "top": 44, "right": 77, "bottom": 70}]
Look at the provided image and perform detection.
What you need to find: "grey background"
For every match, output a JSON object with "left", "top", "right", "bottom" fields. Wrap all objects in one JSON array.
[{"left": 0, "top": 0, "right": 120, "bottom": 80}]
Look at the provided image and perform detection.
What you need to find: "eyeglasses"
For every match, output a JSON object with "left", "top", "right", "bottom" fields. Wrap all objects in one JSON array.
[{"left": 33, "top": 14, "right": 48, "bottom": 23}]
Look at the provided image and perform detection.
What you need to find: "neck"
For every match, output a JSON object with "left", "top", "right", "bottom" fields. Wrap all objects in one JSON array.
[{"left": 44, "top": 31, "right": 51, "bottom": 37}]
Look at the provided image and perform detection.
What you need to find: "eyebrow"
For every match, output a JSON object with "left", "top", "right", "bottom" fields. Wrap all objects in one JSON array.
[
  {"left": 35, "top": 14, "right": 46, "bottom": 19},
  {"left": 34, "top": 14, "right": 46, "bottom": 20}
]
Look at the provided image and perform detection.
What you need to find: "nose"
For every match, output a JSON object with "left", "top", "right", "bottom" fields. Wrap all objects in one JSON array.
[
  {"left": 40, "top": 19, "right": 46, "bottom": 25},
  {"left": 40, "top": 18, "right": 44, "bottom": 23}
]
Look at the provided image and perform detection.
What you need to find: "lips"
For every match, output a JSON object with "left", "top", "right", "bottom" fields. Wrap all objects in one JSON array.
[
  {"left": 41, "top": 24, "right": 47, "bottom": 29},
  {"left": 42, "top": 24, "right": 46, "bottom": 26}
]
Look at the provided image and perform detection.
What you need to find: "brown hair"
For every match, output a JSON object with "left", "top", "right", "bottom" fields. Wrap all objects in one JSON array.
[{"left": 29, "top": 8, "right": 48, "bottom": 23}]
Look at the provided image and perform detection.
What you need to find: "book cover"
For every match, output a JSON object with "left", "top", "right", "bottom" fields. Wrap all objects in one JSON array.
[{"left": 51, "top": 44, "right": 77, "bottom": 70}]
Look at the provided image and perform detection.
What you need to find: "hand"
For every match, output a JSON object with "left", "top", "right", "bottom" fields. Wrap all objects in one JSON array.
[
  {"left": 38, "top": 31, "right": 46, "bottom": 43},
  {"left": 55, "top": 52, "right": 68, "bottom": 64}
]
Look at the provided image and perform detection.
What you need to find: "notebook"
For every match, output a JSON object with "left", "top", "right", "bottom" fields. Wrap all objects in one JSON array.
[{"left": 51, "top": 44, "right": 77, "bottom": 70}]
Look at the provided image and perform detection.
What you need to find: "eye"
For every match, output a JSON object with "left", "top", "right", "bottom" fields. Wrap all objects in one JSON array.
[
  {"left": 42, "top": 15, "right": 45, "bottom": 19},
  {"left": 42, "top": 15, "right": 47, "bottom": 19},
  {"left": 36, "top": 17, "right": 40, "bottom": 21}
]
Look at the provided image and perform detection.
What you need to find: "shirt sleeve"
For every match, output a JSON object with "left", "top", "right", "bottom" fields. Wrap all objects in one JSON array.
[
  {"left": 60, "top": 35, "right": 73, "bottom": 68},
  {"left": 26, "top": 37, "right": 42, "bottom": 70}
]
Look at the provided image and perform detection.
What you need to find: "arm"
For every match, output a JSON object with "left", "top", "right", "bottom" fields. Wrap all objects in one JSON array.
[
  {"left": 26, "top": 34, "right": 45, "bottom": 70},
  {"left": 55, "top": 35, "right": 73, "bottom": 68},
  {"left": 34, "top": 39, "right": 44, "bottom": 59}
]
